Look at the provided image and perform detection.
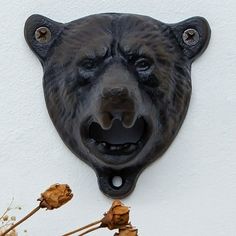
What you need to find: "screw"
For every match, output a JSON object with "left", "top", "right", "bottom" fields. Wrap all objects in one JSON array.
[
  {"left": 35, "top": 27, "right": 51, "bottom": 43},
  {"left": 182, "top": 28, "right": 199, "bottom": 46}
]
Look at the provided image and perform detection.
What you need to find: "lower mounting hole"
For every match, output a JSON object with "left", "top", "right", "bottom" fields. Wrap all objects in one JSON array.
[{"left": 112, "top": 176, "right": 123, "bottom": 188}]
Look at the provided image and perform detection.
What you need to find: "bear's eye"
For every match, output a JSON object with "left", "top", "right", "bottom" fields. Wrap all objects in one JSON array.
[
  {"left": 134, "top": 58, "right": 152, "bottom": 72},
  {"left": 80, "top": 58, "right": 97, "bottom": 70}
]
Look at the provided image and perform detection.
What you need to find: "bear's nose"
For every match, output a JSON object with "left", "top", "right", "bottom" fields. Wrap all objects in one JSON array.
[
  {"left": 102, "top": 87, "right": 129, "bottom": 98},
  {"left": 97, "top": 86, "right": 136, "bottom": 129}
]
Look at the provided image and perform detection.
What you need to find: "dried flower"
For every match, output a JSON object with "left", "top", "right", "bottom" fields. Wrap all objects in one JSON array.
[
  {"left": 38, "top": 184, "right": 73, "bottom": 210},
  {"left": 114, "top": 225, "right": 138, "bottom": 236},
  {"left": 10, "top": 216, "right": 16, "bottom": 221},
  {"left": 2, "top": 215, "right": 9, "bottom": 221},
  {"left": 62, "top": 200, "right": 130, "bottom": 236},
  {"left": 0, "top": 184, "right": 73, "bottom": 236},
  {"left": 101, "top": 200, "right": 130, "bottom": 230}
]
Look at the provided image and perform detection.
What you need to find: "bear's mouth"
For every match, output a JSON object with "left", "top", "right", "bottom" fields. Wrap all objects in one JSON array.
[{"left": 81, "top": 117, "right": 150, "bottom": 161}]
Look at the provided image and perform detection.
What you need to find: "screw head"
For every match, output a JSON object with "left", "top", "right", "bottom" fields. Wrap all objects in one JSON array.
[
  {"left": 35, "top": 27, "right": 51, "bottom": 43},
  {"left": 182, "top": 28, "right": 199, "bottom": 46}
]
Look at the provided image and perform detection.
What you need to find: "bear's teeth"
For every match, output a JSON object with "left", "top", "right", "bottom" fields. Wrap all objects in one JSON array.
[{"left": 96, "top": 141, "right": 139, "bottom": 155}]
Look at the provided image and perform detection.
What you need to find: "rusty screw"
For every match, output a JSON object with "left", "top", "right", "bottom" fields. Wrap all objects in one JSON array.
[
  {"left": 35, "top": 27, "right": 51, "bottom": 43},
  {"left": 182, "top": 28, "right": 199, "bottom": 46}
]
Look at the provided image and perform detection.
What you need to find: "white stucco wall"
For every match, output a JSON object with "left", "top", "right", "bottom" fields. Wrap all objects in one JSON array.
[{"left": 0, "top": 1, "right": 235, "bottom": 235}]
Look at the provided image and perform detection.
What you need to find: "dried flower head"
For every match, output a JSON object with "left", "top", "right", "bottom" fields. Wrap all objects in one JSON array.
[
  {"left": 2, "top": 215, "right": 9, "bottom": 221},
  {"left": 114, "top": 225, "right": 138, "bottom": 236},
  {"left": 38, "top": 184, "right": 73, "bottom": 210},
  {"left": 101, "top": 200, "right": 130, "bottom": 230},
  {"left": 10, "top": 216, "right": 16, "bottom": 221}
]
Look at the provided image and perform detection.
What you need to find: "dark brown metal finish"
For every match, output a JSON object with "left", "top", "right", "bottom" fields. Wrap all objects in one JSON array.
[{"left": 24, "top": 13, "right": 211, "bottom": 198}]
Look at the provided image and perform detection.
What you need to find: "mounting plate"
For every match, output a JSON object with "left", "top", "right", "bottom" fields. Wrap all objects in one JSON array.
[{"left": 24, "top": 13, "right": 210, "bottom": 198}]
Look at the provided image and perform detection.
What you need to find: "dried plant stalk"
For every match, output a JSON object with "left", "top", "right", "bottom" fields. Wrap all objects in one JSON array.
[
  {"left": 1, "top": 190, "right": 138, "bottom": 235},
  {"left": 0, "top": 206, "right": 40, "bottom": 236},
  {"left": 0, "top": 228, "right": 17, "bottom": 236},
  {"left": 62, "top": 220, "right": 102, "bottom": 236},
  {"left": 0, "top": 199, "right": 14, "bottom": 221},
  {"left": 62, "top": 200, "right": 130, "bottom": 236},
  {"left": 77, "top": 225, "right": 101, "bottom": 236},
  {"left": 0, "top": 184, "right": 73, "bottom": 236},
  {"left": 0, "top": 199, "right": 20, "bottom": 236}
]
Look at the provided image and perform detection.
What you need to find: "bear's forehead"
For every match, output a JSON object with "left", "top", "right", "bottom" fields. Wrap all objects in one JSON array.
[
  {"left": 60, "top": 14, "right": 173, "bottom": 51},
  {"left": 52, "top": 14, "right": 179, "bottom": 64},
  {"left": 64, "top": 14, "right": 163, "bottom": 36}
]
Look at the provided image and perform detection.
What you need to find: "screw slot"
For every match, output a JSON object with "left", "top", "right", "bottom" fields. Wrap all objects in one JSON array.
[
  {"left": 112, "top": 176, "right": 123, "bottom": 188},
  {"left": 182, "top": 28, "right": 199, "bottom": 46},
  {"left": 35, "top": 27, "right": 51, "bottom": 43}
]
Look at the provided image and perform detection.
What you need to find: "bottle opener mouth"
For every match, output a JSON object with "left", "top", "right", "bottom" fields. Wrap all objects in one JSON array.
[{"left": 82, "top": 117, "right": 149, "bottom": 159}]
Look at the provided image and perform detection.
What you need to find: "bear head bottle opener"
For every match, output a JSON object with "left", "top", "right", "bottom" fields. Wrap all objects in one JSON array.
[{"left": 24, "top": 13, "right": 210, "bottom": 198}]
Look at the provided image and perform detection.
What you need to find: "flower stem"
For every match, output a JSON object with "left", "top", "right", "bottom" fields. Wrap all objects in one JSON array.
[
  {"left": 78, "top": 225, "right": 101, "bottom": 236},
  {"left": 1, "top": 206, "right": 41, "bottom": 236},
  {"left": 62, "top": 220, "right": 101, "bottom": 236},
  {"left": 0, "top": 198, "right": 14, "bottom": 221}
]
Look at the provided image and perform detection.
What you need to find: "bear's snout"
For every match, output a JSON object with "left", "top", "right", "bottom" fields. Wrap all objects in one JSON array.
[
  {"left": 102, "top": 87, "right": 129, "bottom": 98},
  {"left": 98, "top": 86, "right": 136, "bottom": 129}
]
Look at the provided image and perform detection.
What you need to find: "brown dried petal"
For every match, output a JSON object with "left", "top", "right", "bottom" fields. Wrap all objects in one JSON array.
[
  {"left": 101, "top": 200, "right": 130, "bottom": 230},
  {"left": 114, "top": 226, "right": 138, "bottom": 236},
  {"left": 38, "top": 184, "right": 73, "bottom": 210}
]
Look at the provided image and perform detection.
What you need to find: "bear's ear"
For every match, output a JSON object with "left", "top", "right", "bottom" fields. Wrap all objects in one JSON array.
[
  {"left": 24, "top": 14, "right": 64, "bottom": 63},
  {"left": 170, "top": 17, "right": 211, "bottom": 61}
]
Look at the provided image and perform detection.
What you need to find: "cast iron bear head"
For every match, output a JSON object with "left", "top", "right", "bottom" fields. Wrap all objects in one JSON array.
[{"left": 24, "top": 13, "right": 210, "bottom": 198}]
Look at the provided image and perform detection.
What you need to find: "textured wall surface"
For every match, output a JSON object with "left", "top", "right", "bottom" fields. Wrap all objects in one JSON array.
[{"left": 0, "top": 1, "right": 235, "bottom": 235}]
